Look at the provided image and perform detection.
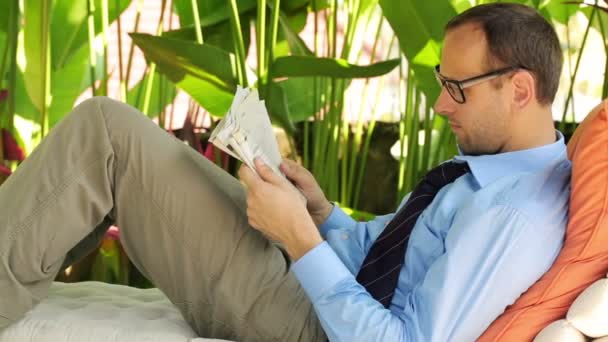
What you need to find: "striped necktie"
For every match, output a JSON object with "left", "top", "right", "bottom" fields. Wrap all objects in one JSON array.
[{"left": 355, "top": 161, "right": 470, "bottom": 307}]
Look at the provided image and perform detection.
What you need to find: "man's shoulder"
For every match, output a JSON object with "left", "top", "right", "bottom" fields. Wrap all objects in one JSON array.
[{"left": 467, "top": 158, "right": 571, "bottom": 226}]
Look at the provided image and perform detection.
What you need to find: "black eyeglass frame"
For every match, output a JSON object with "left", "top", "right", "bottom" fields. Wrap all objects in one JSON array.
[{"left": 434, "top": 65, "right": 525, "bottom": 104}]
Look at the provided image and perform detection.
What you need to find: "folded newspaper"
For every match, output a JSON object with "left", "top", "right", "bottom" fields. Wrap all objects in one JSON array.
[
  {"left": 210, "top": 87, "right": 304, "bottom": 204},
  {"left": 209, "top": 86, "right": 283, "bottom": 177}
]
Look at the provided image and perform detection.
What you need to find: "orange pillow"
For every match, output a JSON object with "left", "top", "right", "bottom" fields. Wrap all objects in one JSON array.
[{"left": 478, "top": 100, "right": 608, "bottom": 341}]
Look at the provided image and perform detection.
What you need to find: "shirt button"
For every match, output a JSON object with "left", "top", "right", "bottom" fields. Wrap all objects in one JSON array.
[{"left": 341, "top": 233, "right": 349, "bottom": 240}]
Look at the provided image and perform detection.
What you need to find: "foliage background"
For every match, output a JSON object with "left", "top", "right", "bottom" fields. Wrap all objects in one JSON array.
[{"left": 0, "top": 0, "right": 606, "bottom": 286}]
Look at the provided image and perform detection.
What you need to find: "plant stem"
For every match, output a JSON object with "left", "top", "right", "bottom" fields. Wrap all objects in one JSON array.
[
  {"left": 101, "top": 0, "right": 110, "bottom": 96},
  {"left": 143, "top": 0, "right": 168, "bottom": 114},
  {"left": 191, "top": 0, "right": 204, "bottom": 44},
  {"left": 309, "top": 5, "right": 320, "bottom": 171},
  {"left": 347, "top": 16, "right": 383, "bottom": 204},
  {"left": 264, "top": 0, "right": 280, "bottom": 108},
  {"left": 227, "top": 0, "right": 248, "bottom": 86},
  {"left": 421, "top": 102, "right": 432, "bottom": 170},
  {"left": 353, "top": 34, "right": 396, "bottom": 209},
  {"left": 256, "top": 0, "right": 266, "bottom": 83},
  {"left": 597, "top": 10, "right": 608, "bottom": 99},
  {"left": 125, "top": 0, "right": 144, "bottom": 89},
  {"left": 5, "top": 0, "right": 19, "bottom": 133},
  {"left": 560, "top": 5, "right": 596, "bottom": 131},
  {"left": 397, "top": 62, "right": 408, "bottom": 202},
  {"left": 0, "top": 33, "right": 9, "bottom": 90},
  {"left": 116, "top": 0, "right": 126, "bottom": 102},
  {"left": 40, "top": 0, "right": 52, "bottom": 138},
  {"left": 87, "top": 0, "right": 97, "bottom": 97}
]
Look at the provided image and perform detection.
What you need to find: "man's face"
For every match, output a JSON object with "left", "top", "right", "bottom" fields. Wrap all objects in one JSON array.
[{"left": 433, "top": 23, "right": 514, "bottom": 156}]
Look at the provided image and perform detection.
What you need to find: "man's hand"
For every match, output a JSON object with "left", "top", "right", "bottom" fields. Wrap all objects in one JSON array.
[
  {"left": 238, "top": 159, "right": 323, "bottom": 261},
  {"left": 280, "top": 159, "right": 333, "bottom": 226}
]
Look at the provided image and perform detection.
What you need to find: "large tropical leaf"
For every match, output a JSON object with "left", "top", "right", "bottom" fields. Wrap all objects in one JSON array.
[
  {"left": 278, "top": 12, "right": 314, "bottom": 56},
  {"left": 267, "top": 82, "right": 297, "bottom": 134},
  {"left": 163, "top": 13, "right": 252, "bottom": 55},
  {"left": 270, "top": 77, "right": 317, "bottom": 123},
  {"left": 23, "top": 0, "right": 51, "bottom": 115},
  {"left": 0, "top": 1, "right": 8, "bottom": 32},
  {"left": 15, "top": 46, "right": 90, "bottom": 128},
  {"left": 48, "top": 46, "right": 93, "bottom": 127},
  {"left": 174, "top": 0, "right": 312, "bottom": 27},
  {"left": 174, "top": 0, "right": 257, "bottom": 27},
  {"left": 51, "top": 0, "right": 130, "bottom": 70},
  {"left": 271, "top": 56, "right": 400, "bottom": 78},
  {"left": 379, "top": 0, "right": 457, "bottom": 102},
  {"left": 14, "top": 70, "right": 39, "bottom": 123},
  {"left": 130, "top": 33, "right": 238, "bottom": 116},
  {"left": 544, "top": 0, "right": 581, "bottom": 24}
]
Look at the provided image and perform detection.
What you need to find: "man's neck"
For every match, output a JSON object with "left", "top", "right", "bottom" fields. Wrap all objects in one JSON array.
[{"left": 503, "top": 108, "right": 557, "bottom": 152}]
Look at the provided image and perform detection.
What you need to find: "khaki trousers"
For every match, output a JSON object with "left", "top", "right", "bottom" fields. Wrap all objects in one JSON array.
[{"left": 0, "top": 97, "right": 326, "bottom": 342}]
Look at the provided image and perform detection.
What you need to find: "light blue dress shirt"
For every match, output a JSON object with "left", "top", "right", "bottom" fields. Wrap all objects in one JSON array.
[{"left": 292, "top": 132, "right": 571, "bottom": 341}]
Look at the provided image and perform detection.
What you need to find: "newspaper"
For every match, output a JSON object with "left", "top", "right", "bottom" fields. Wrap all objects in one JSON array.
[{"left": 210, "top": 86, "right": 284, "bottom": 177}]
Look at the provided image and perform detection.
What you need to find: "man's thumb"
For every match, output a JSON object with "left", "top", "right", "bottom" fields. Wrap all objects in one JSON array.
[{"left": 280, "top": 159, "right": 305, "bottom": 182}]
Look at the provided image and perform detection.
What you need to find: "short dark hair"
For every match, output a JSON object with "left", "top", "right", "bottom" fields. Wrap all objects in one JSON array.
[{"left": 446, "top": 3, "right": 563, "bottom": 105}]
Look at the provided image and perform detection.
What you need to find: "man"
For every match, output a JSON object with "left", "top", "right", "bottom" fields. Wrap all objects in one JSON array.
[{"left": 0, "top": 3, "right": 569, "bottom": 341}]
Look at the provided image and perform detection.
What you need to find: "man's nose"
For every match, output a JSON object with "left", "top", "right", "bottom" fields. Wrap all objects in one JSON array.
[{"left": 433, "top": 87, "right": 457, "bottom": 117}]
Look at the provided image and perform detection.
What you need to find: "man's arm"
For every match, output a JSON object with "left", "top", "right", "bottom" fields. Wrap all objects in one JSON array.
[
  {"left": 280, "top": 158, "right": 408, "bottom": 236},
  {"left": 240, "top": 159, "right": 561, "bottom": 341},
  {"left": 292, "top": 204, "right": 563, "bottom": 341}
]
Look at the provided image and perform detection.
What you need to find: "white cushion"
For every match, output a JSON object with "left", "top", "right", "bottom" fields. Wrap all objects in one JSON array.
[
  {"left": 567, "top": 278, "right": 608, "bottom": 338},
  {"left": 533, "top": 319, "right": 586, "bottom": 342},
  {"left": 0, "top": 281, "right": 233, "bottom": 342}
]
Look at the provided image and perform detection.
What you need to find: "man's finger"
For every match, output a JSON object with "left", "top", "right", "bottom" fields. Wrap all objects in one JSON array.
[
  {"left": 280, "top": 159, "right": 309, "bottom": 185},
  {"left": 238, "top": 164, "right": 260, "bottom": 189},
  {"left": 255, "top": 158, "right": 285, "bottom": 186}
]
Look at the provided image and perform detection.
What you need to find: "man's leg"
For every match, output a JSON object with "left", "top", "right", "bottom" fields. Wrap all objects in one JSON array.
[{"left": 0, "top": 97, "right": 326, "bottom": 341}]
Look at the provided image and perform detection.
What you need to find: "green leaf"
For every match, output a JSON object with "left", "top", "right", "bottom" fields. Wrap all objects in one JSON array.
[
  {"left": 23, "top": 0, "right": 51, "bottom": 114},
  {"left": 449, "top": 0, "right": 472, "bottom": 13},
  {"left": 127, "top": 72, "right": 177, "bottom": 119},
  {"left": 15, "top": 43, "right": 91, "bottom": 129},
  {"left": 271, "top": 77, "right": 317, "bottom": 123},
  {"left": 48, "top": 46, "right": 93, "bottom": 127},
  {"left": 544, "top": 0, "right": 580, "bottom": 25},
  {"left": 0, "top": 1, "right": 8, "bottom": 33},
  {"left": 281, "top": 0, "right": 310, "bottom": 13},
  {"left": 278, "top": 11, "right": 313, "bottom": 56},
  {"left": 271, "top": 56, "right": 400, "bottom": 78},
  {"left": 310, "top": 0, "right": 330, "bottom": 11},
  {"left": 15, "top": 69, "right": 39, "bottom": 123},
  {"left": 174, "top": 0, "right": 257, "bottom": 27},
  {"left": 130, "top": 33, "right": 238, "bottom": 116},
  {"left": 163, "top": 14, "right": 252, "bottom": 55},
  {"left": 267, "top": 82, "right": 296, "bottom": 134},
  {"left": 379, "top": 0, "right": 457, "bottom": 102},
  {"left": 174, "top": 0, "right": 311, "bottom": 27},
  {"left": 51, "top": 0, "right": 130, "bottom": 70},
  {"left": 357, "top": 0, "right": 379, "bottom": 18},
  {"left": 0, "top": 31, "right": 6, "bottom": 75}
]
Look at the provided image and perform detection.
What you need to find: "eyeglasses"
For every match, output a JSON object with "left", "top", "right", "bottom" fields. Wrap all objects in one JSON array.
[{"left": 434, "top": 65, "right": 523, "bottom": 104}]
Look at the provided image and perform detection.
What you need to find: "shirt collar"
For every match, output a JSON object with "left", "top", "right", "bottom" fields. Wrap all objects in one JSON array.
[{"left": 453, "top": 131, "right": 567, "bottom": 188}]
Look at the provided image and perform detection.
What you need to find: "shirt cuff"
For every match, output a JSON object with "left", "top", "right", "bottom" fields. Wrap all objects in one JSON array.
[
  {"left": 319, "top": 203, "right": 357, "bottom": 237},
  {"left": 291, "top": 242, "right": 353, "bottom": 302}
]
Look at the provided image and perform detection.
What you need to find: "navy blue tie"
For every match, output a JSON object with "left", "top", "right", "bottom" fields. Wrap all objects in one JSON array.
[{"left": 355, "top": 161, "right": 470, "bottom": 308}]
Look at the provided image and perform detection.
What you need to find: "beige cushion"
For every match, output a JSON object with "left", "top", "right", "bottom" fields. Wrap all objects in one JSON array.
[
  {"left": 533, "top": 319, "right": 586, "bottom": 342},
  {"left": 567, "top": 278, "right": 608, "bottom": 338}
]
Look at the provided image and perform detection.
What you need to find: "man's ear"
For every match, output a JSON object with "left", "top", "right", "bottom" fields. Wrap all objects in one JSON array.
[{"left": 511, "top": 71, "right": 535, "bottom": 108}]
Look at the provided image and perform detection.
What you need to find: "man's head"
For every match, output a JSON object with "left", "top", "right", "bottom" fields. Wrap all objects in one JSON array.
[{"left": 434, "top": 3, "right": 563, "bottom": 155}]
